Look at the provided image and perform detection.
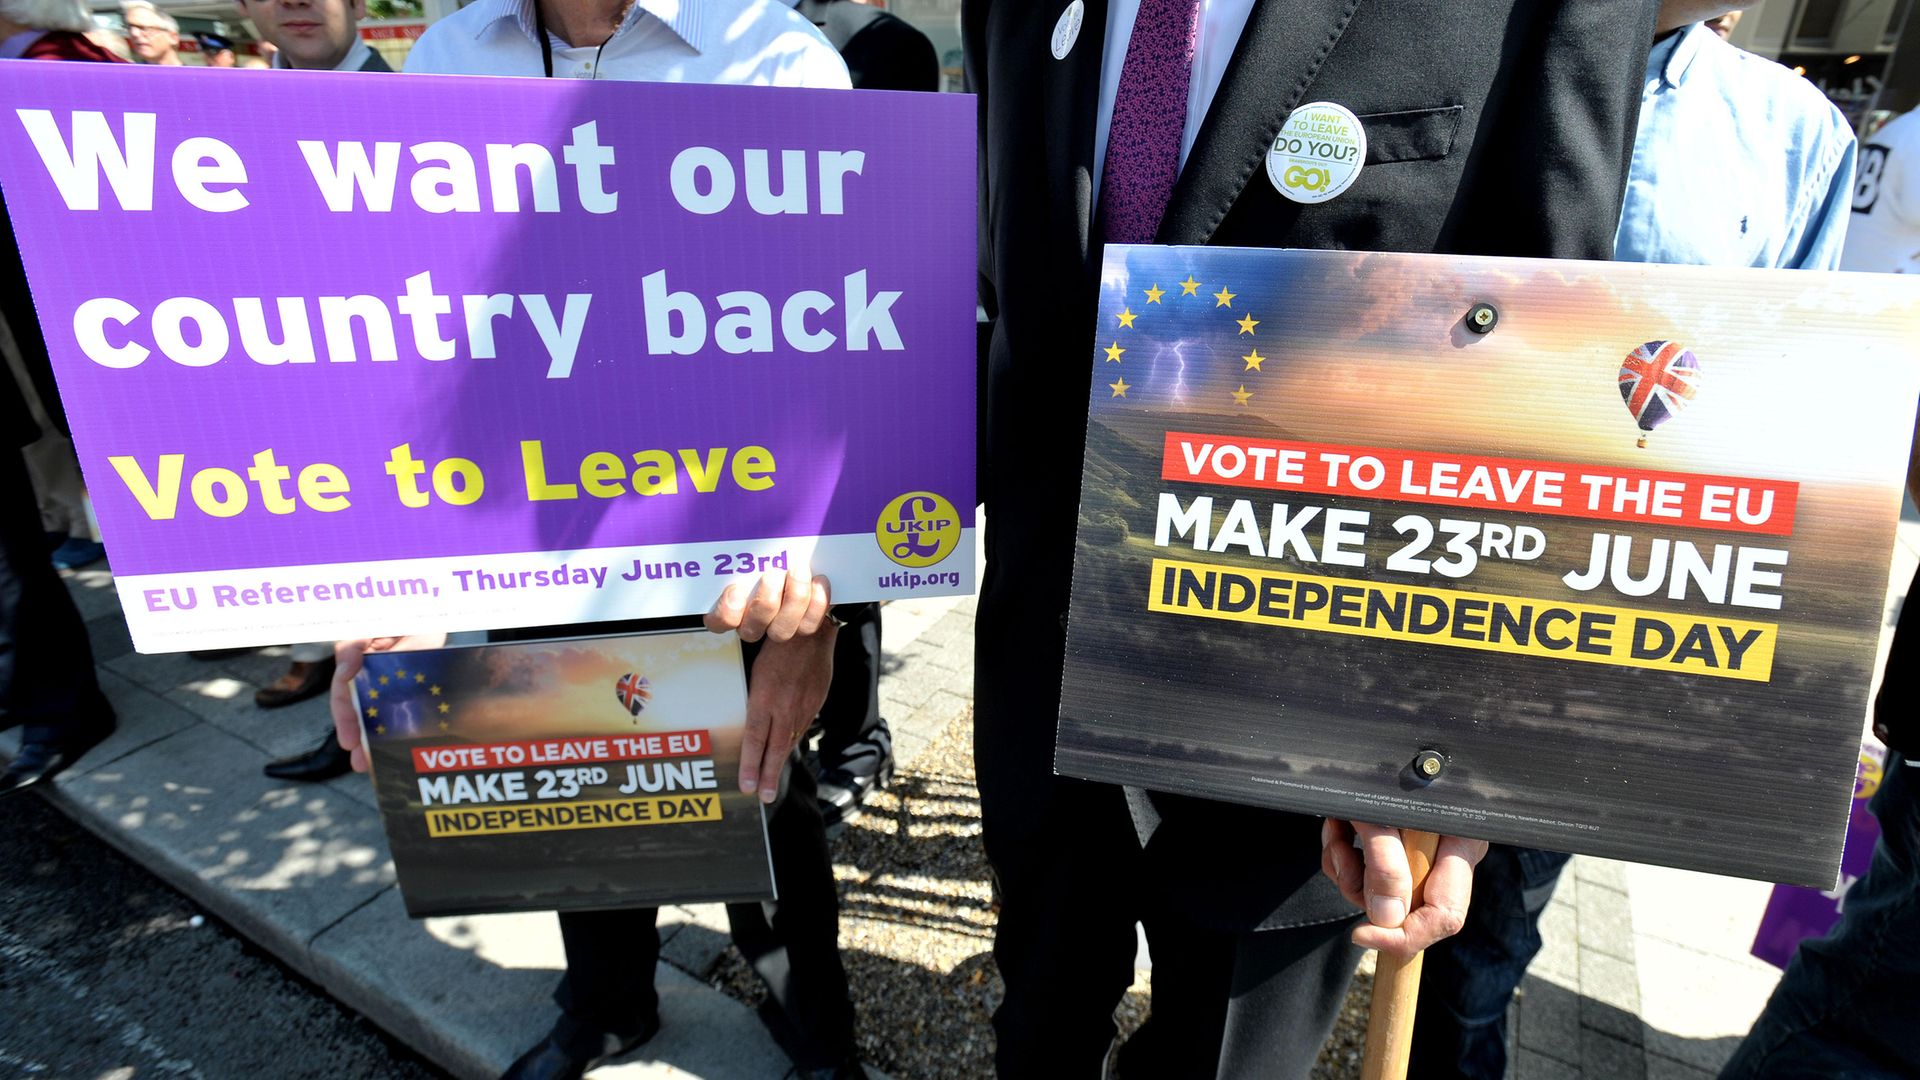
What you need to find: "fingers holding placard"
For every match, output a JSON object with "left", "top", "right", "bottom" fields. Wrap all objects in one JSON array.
[
  {"left": 736, "top": 622, "right": 838, "bottom": 803},
  {"left": 331, "top": 634, "right": 446, "bottom": 773},
  {"left": 706, "top": 571, "right": 836, "bottom": 800},
  {"left": 707, "top": 570, "right": 831, "bottom": 643},
  {"left": 1322, "top": 819, "right": 1488, "bottom": 960}
]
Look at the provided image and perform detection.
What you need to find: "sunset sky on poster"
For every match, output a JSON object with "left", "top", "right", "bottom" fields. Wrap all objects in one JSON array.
[
  {"left": 359, "top": 632, "right": 746, "bottom": 748},
  {"left": 1095, "top": 248, "right": 1920, "bottom": 487}
]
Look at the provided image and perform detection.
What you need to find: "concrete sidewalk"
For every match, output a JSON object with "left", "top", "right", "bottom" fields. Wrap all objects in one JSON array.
[
  {"left": 1, "top": 576, "right": 978, "bottom": 1080},
  {"left": 6, "top": 499, "right": 1915, "bottom": 1078}
]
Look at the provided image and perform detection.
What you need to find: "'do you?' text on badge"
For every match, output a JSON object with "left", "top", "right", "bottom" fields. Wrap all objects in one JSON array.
[{"left": 1267, "top": 101, "right": 1365, "bottom": 204}]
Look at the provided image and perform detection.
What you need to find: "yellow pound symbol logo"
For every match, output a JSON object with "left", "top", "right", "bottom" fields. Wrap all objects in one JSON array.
[
  {"left": 1283, "top": 165, "right": 1330, "bottom": 193},
  {"left": 1857, "top": 751, "right": 1884, "bottom": 800},
  {"left": 876, "top": 492, "right": 961, "bottom": 568}
]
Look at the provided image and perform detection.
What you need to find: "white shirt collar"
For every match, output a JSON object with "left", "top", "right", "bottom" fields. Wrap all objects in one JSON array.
[
  {"left": 272, "top": 36, "right": 376, "bottom": 71},
  {"left": 478, "top": 0, "right": 708, "bottom": 52},
  {"left": 1657, "top": 22, "right": 1711, "bottom": 90}
]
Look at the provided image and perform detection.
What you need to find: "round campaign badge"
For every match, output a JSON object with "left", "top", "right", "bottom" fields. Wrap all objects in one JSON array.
[
  {"left": 1266, "top": 101, "right": 1367, "bottom": 204},
  {"left": 1052, "top": 1, "right": 1084, "bottom": 60}
]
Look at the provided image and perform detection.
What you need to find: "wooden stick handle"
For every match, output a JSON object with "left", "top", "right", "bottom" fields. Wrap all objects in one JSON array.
[{"left": 1360, "top": 829, "right": 1442, "bottom": 1080}]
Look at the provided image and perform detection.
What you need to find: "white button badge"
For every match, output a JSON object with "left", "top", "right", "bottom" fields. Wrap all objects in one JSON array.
[
  {"left": 1267, "top": 101, "right": 1367, "bottom": 204},
  {"left": 1052, "top": 1, "right": 1085, "bottom": 60}
]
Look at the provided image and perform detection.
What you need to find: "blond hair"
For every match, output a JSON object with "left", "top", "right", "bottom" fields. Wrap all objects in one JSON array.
[{"left": 121, "top": 0, "right": 177, "bottom": 32}]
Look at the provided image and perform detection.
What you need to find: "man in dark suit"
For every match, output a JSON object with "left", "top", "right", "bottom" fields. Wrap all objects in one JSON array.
[{"left": 966, "top": 1, "right": 1657, "bottom": 1074}]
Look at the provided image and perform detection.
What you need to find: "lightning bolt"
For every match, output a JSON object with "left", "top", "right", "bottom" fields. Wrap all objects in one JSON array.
[{"left": 1154, "top": 339, "right": 1191, "bottom": 402}]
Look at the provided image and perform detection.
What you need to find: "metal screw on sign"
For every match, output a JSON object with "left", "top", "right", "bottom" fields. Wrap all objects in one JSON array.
[
  {"left": 1413, "top": 749, "right": 1446, "bottom": 780},
  {"left": 1465, "top": 303, "right": 1498, "bottom": 334}
]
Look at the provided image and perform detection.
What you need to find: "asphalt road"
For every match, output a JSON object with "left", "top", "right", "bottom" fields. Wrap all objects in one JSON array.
[{"left": 0, "top": 788, "right": 447, "bottom": 1080}]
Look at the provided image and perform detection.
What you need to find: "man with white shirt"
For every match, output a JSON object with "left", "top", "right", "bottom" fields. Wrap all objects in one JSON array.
[
  {"left": 342, "top": 6, "right": 860, "bottom": 1079},
  {"left": 239, "top": 0, "right": 388, "bottom": 71},
  {"left": 1412, "top": 7, "right": 1855, "bottom": 1076},
  {"left": 968, "top": 2, "right": 1653, "bottom": 1074},
  {"left": 403, "top": 0, "right": 846, "bottom": 84}
]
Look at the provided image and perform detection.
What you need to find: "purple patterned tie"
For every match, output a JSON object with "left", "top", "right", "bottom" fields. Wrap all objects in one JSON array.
[{"left": 1100, "top": 0, "right": 1203, "bottom": 245}]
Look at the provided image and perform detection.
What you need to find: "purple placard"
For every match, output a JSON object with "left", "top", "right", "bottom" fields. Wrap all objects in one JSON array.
[
  {"left": 0, "top": 63, "right": 976, "bottom": 651},
  {"left": 1750, "top": 743, "right": 1885, "bottom": 967}
]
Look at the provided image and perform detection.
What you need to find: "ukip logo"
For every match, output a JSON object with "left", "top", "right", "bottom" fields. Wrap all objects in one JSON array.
[
  {"left": 615, "top": 672, "right": 652, "bottom": 719},
  {"left": 876, "top": 491, "right": 962, "bottom": 568}
]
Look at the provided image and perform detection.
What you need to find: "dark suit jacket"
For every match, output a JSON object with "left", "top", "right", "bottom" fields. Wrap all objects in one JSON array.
[
  {"left": 798, "top": 0, "right": 938, "bottom": 92},
  {"left": 968, "top": 0, "right": 1656, "bottom": 932}
]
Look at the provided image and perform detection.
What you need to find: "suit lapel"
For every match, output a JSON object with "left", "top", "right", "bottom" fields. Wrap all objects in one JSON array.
[
  {"left": 1156, "top": 0, "right": 1359, "bottom": 245},
  {"left": 1041, "top": 0, "right": 1110, "bottom": 282}
]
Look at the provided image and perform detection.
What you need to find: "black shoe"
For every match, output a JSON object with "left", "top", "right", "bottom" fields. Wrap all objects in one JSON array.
[
  {"left": 501, "top": 1014, "right": 660, "bottom": 1080},
  {"left": 0, "top": 720, "right": 115, "bottom": 798},
  {"left": 784, "top": 1059, "right": 867, "bottom": 1080},
  {"left": 814, "top": 719, "right": 894, "bottom": 826},
  {"left": 51, "top": 537, "right": 106, "bottom": 570},
  {"left": 263, "top": 731, "right": 352, "bottom": 783}
]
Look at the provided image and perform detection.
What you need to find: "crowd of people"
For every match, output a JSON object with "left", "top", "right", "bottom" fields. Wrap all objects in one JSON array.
[{"left": 2, "top": 0, "right": 1918, "bottom": 1078}]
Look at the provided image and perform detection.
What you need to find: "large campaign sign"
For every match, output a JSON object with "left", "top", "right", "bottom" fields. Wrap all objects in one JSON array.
[
  {"left": 0, "top": 65, "right": 975, "bottom": 652},
  {"left": 1056, "top": 245, "right": 1920, "bottom": 887}
]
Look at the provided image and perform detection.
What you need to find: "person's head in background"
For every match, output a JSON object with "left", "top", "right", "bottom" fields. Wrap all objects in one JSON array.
[
  {"left": 121, "top": 0, "right": 180, "bottom": 63},
  {"left": 0, "top": 0, "right": 91, "bottom": 40},
  {"left": 237, "top": 0, "right": 364, "bottom": 69},
  {"left": 198, "top": 30, "right": 235, "bottom": 64},
  {"left": 1705, "top": 10, "right": 1743, "bottom": 38},
  {"left": 1656, "top": 1, "right": 1758, "bottom": 35}
]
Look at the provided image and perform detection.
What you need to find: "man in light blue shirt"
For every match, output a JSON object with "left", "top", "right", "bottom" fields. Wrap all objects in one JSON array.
[
  {"left": 1412, "top": 5, "right": 1855, "bottom": 1077},
  {"left": 1614, "top": 11, "right": 1856, "bottom": 271}
]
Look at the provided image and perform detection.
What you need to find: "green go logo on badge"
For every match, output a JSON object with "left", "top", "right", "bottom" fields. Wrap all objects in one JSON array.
[
  {"left": 1266, "top": 100, "right": 1367, "bottom": 205},
  {"left": 876, "top": 492, "right": 961, "bottom": 568},
  {"left": 1282, "top": 165, "right": 1331, "bottom": 192}
]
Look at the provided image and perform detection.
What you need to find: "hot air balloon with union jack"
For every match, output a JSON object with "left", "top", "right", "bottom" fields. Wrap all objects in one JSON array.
[
  {"left": 615, "top": 672, "right": 651, "bottom": 719},
  {"left": 1618, "top": 340, "right": 1703, "bottom": 448}
]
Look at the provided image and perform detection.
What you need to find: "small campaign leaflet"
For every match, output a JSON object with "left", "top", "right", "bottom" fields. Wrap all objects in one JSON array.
[
  {"left": 1056, "top": 245, "right": 1920, "bottom": 888},
  {"left": 354, "top": 630, "right": 768, "bottom": 917}
]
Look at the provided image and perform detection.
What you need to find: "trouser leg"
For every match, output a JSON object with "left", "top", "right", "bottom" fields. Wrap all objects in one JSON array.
[
  {"left": 1120, "top": 907, "right": 1235, "bottom": 1076},
  {"left": 976, "top": 577, "right": 1140, "bottom": 1078},
  {"left": 726, "top": 750, "right": 857, "bottom": 1066},
  {"left": 552, "top": 907, "right": 662, "bottom": 1054},
  {"left": 0, "top": 445, "right": 107, "bottom": 742},
  {"left": 1411, "top": 845, "right": 1572, "bottom": 1080},
  {"left": 817, "top": 603, "right": 882, "bottom": 758}
]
